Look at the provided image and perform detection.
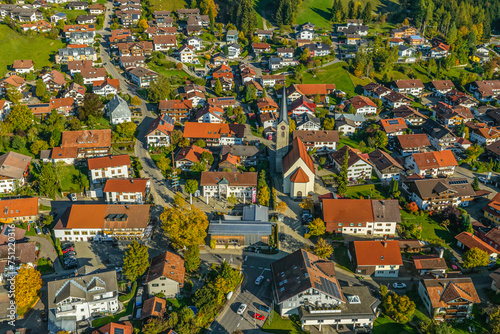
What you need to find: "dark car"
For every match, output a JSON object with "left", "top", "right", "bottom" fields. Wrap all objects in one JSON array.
[
  {"left": 43, "top": 228, "right": 50, "bottom": 235},
  {"left": 64, "top": 251, "right": 77, "bottom": 257},
  {"left": 41, "top": 310, "right": 47, "bottom": 322},
  {"left": 257, "top": 304, "right": 271, "bottom": 313},
  {"left": 61, "top": 243, "right": 74, "bottom": 250},
  {"left": 65, "top": 263, "right": 77, "bottom": 270}
]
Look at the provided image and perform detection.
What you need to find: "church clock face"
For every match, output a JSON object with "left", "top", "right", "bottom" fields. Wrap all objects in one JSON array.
[{"left": 281, "top": 126, "right": 286, "bottom": 130}]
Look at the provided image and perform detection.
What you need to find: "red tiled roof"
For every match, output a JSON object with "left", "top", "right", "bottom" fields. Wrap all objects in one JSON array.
[
  {"left": 380, "top": 118, "right": 408, "bottom": 133},
  {"left": 290, "top": 168, "right": 309, "bottom": 183},
  {"left": 159, "top": 99, "right": 192, "bottom": 110},
  {"left": 354, "top": 240, "right": 403, "bottom": 266},
  {"left": 61, "top": 129, "right": 112, "bottom": 149},
  {"left": 412, "top": 150, "right": 458, "bottom": 169},
  {"left": 0, "top": 198, "right": 38, "bottom": 219},
  {"left": 455, "top": 232, "right": 499, "bottom": 255},
  {"left": 174, "top": 145, "right": 210, "bottom": 163},
  {"left": 103, "top": 178, "right": 149, "bottom": 195},
  {"left": 13, "top": 60, "right": 34, "bottom": 69},
  {"left": 282, "top": 137, "right": 315, "bottom": 175},
  {"left": 87, "top": 154, "right": 131, "bottom": 170},
  {"left": 145, "top": 251, "right": 185, "bottom": 285}
]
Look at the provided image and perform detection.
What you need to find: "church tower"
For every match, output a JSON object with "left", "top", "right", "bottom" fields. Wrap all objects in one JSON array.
[{"left": 275, "top": 85, "right": 289, "bottom": 173}]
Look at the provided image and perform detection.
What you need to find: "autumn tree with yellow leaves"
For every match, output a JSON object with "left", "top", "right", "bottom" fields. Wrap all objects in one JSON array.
[{"left": 15, "top": 264, "right": 42, "bottom": 309}]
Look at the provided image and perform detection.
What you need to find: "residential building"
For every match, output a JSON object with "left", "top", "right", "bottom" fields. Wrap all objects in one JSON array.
[
  {"left": 67, "top": 59, "right": 93, "bottom": 75},
  {"left": 55, "top": 129, "right": 111, "bottom": 159},
  {"left": 392, "top": 105, "right": 427, "bottom": 126},
  {"left": 283, "top": 137, "right": 316, "bottom": 199},
  {"left": 382, "top": 90, "right": 412, "bottom": 108},
  {"left": 218, "top": 153, "right": 241, "bottom": 171},
  {"left": 323, "top": 199, "right": 400, "bottom": 236},
  {"left": 433, "top": 102, "right": 474, "bottom": 127},
  {"left": 0, "top": 75, "right": 26, "bottom": 96},
  {"left": 196, "top": 105, "right": 224, "bottom": 123},
  {"left": 350, "top": 240, "right": 402, "bottom": 277},
  {"left": 490, "top": 268, "right": 500, "bottom": 293},
  {"left": 56, "top": 45, "right": 96, "bottom": 63},
  {"left": 88, "top": 154, "right": 131, "bottom": 183},
  {"left": 93, "top": 78, "right": 120, "bottom": 96},
  {"left": 53, "top": 204, "right": 151, "bottom": 241},
  {"left": 289, "top": 96, "right": 316, "bottom": 117},
  {"left": 260, "top": 74, "right": 286, "bottom": 87},
  {"left": 445, "top": 89, "right": 477, "bottom": 109},
  {"left": 0, "top": 152, "right": 32, "bottom": 194},
  {"left": 92, "top": 322, "right": 134, "bottom": 334},
  {"left": 363, "top": 82, "right": 391, "bottom": 99},
  {"left": 119, "top": 56, "right": 145, "bottom": 70},
  {"left": 396, "top": 134, "right": 432, "bottom": 156},
  {"left": 470, "top": 80, "right": 500, "bottom": 102},
  {"left": 368, "top": 149, "right": 404, "bottom": 181},
  {"left": 455, "top": 232, "right": 499, "bottom": 261},
  {"left": 271, "top": 249, "right": 380, "bottom": 331},
  {"left": 145, "top": 114, "right": 174, "bottom": 149},
  {"left": 252, "top": 43, "right": 271, "bottom": 54},
  {"left": 330, "top": 146, "right": 373, "bottom": 181},
  {"left": 412, "top": 254, "right": 447, "bottom": 275},
  {"left": 76, "top": 14, "right": 95, "bottom": 24},
  {"left": 186, "top": 36, "right": 202, "bottom": 50},
  {"left": 47, "top": 271, "right": 119, "bottom": 334},
  {"left": 227, "top": 43, "right": 241, "bottom": 58},
  {"left": 127, "top": 67, "right": 158, "bottom": 87},
  {"left": 141, "top": 297, "right": 166, "bottom": 319},
  {"left": 401, "top": 178, "right": 475, "bottom": 210},
  {"left": 177, "top": 8, "right": 199, "bottom": 18},
  {"left": 80, "top": 67, "right": 106, "bottom": 85},
  {"left": 144, "top": 251, "right": 184, "bottom": 297},
  {"left": 178, "top": 45, "right": 195, "bottom": 63},
  {"left": 104, "top": 178, "right": 150, "bottom": 204},
  {"left": 0, "top": 197, "right": 39, "bottom": 223},
  {"left": 206, "top": 97, "right": 236, "bottom": 109},
  {"left": 470, "top": 126, "right": 500, "bottom": 146},
  {"left": 257, "top": 96, "right": 278, "bottom": 113},
  {"left": 174, "top": 145, "right": 211, "bottom": 170},
  {"left": 268, "top": 57, "right": 299, "bottom": 70},
  {"left": 418, "top": 275, "right": 480, "bottom": 322},
  {"left": 40, "top": 70, "right": 67, "bottom": 92},
  {"left": 292, "top": 130, "right": 339, "bottom": 152},
  {"left": 430, "top": 80, "right": 455, "bottom": 96},
  {"left": 117, "top": 42, "right": 153, "bottom": 57},
  {"left": 106, "top": 95, "right": 131, "bottom": 125},
  {"left": 255, "top": 29, "right": 273, "bottom": 40},
  {"left": 405, "top": 150, "right": 458, "bottom": 177},
  {"left": 0, "top": 100, "right": 12, "bottom": 120},
  {"left": 302, "top": 42, "right": 331, "bottom": 57},
  {"left": 200, "top": 171, "right": 257, "bottom": 200},
  {"left": 220, "top": 145, "right": 260, "bottom": 167},
  {"left": 183, "top": 122, "right": 245, "bottom": 146},
  {"left": 153, "top": 35, "right": 176, "bottom": 51},
  {"left": 392, "top": 79, "right": 425, "bottom": 96},
  {"left": 63, "top": 83, "right": 86, "bottom": 104},
  {"left": 344, "top": 95, "right": 377, "bottom": 115},
  {"left": 158, "top": 99, "right": 192, "bottom": 123},
  {"left": 422, "top": 119, "right": 457, "bottom": 151},
  {"left": 286, "top": 84, "right": 335, "bottom": 105},
  {"left": 12, "top": 60, "right": 34, "bottom": 74},
  {"left": 380, "top": 118, "right": 408, "bottom": 137},
  {"left": 295, "top": 113, "right": 321, "bottom": 131},
  {"left": 225, "top": 29, "right": 238, "bottom": 43}
]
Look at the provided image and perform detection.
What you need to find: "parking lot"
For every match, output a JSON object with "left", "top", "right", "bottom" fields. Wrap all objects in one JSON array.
[{"left": 73, "top": 240, "right": 129, "bottom": 271}]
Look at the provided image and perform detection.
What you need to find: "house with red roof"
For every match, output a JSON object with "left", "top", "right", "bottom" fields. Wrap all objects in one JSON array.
[
  {"left": 405, "top": 150, "right": 458, "bottom": 177},
  {"left": 40, "top": 69, "right": 67, "bottom": 92},
  {"left": 330, "top": 146, "right": 373, "bottom": 181},
  {"left": 289, "top": 96, "right": 316, "bottom": 117},
  {"left": 146, "top": 114, "right": 175, "bottom": 149},
  {"left": 12, "top": 60, "right": 34, "bottom": 74},
  {"left": 144, "top": 252, "right": 185, "bottom": 297},
  {"left": 158, "top": 99, "right": 192, "bottom": 123},
  {"left": 350, "top": 240, "right": 403, "bottom": 277},
  {"left": 174, "top": 145, "right": 211, "bottom": 170},
  {"left": 380, "top": 118, "right": 408, "bottom": 137},
  {"left": 92, "top": 78, "right": 120, "bottom": 96},
  {"left": 104, "top": 178, "right": 150, "bottom": 204},
  {"left": 282, "top": 137, "right": 315, "bottom": 198},
  {"left": 88, "top": 154, "right": 131, "bottom": 183},
  {"left": 455, "top": 232, "right": 499, "bottom": 261},
  {"left": 344, "top": 95, "right": 377, "bottom": 115}
]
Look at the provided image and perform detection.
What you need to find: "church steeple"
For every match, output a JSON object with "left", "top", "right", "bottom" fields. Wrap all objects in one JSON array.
[
  {"left": 278, "top": 85, "right": 288, "bottom": 124},
  {"left": 275, "top": 85, "right": 290, "bottom": 174}
]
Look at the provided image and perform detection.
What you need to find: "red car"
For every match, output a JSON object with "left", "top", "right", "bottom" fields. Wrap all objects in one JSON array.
[
  {"left": 62, "top": 247, "right": 74, "bottom": 254},
  {"left": 253, "top": 313, "right": 265, "bottom": 321}
]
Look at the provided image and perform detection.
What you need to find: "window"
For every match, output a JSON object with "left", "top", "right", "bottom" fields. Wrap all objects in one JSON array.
[
  {"left": 152, "top": 284, "right": 159, "bottom": 287},
  {"left": 65, "top": 231, "right": 71, "bottom": 235},
  {"left": 73, "top": 231, "right": 80, "bottom": 235}
]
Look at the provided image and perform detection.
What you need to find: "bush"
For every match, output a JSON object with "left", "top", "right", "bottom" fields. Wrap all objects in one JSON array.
[
  {"left": 119, "top": 281, "right": 137, "bottom": 302},
  {"left": 210, "top": 239, "right": 216, "bottom": 249}
]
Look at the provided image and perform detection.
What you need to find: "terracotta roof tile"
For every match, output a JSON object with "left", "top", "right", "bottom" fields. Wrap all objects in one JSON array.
[
  {"left": 290, "top": 168, "right": 309, "bottom": 183},
  {"left": 87, "top": 154, "right": 131, "bottom": 170},
  {"left": 354, "top": 240, "right": 403, "bottom": 266},
  {"left": 455, "top": 231, "right": 499, "bottom": 254},
  {"left": 0, "top": 197, "right": 38, "bottom": 219},
  {"left": 282, "top": 137, "right": 315, "bottom": 174},
  {"left": 411, "top": 150, "right": 458, "bottom": 169},
  {"left": 174, "top": 145, "right": 211, "bottom": 164},
  {"left": 145, "top": 251, "right": 185, "bottom": 285},
  {"left": 200, "top": 171, "right": 257, "bottom": 186}
]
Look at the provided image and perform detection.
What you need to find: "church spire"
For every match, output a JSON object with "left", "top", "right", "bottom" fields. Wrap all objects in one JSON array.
[{"left": 279, "top": 85, "right": 288, "bottom": 124}]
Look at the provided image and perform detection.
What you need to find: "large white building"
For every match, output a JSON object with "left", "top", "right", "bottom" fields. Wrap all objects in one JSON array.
[
  {"left": 106, "top": 95, "right": 131, "bottom": 125},
  {"left": 405, "top": 150, "right": 458, "bottom": 177},
  {"left": 350, "top": 240, "right": 403, "bottom": 277},
  {"left": 145, "top": 114, "right": 174, "bottom": 149},
  {"left": 282, "top": 137, "right": 316, "bottom": 199},
  {"left": 200, "top": 171, "right": 257, "bottom": 200},
  {"left": 330, "top": 146, "right": 373, "bottom": 181},
  {"left": 103, "top": 178, "right": 150, "bottom": 204},
  {"left": 271, "top": 249, "right": 380, "bottom": 331},
  {"left": 88, "top": 154, "right": 131, "bottom": 184},
  {"left": 47, "top": 271, "right": 119, "bottom": 334}
]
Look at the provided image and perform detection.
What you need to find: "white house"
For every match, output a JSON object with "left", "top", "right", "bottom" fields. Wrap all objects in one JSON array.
[
  {"left": 88, "top": 154, "right": 131, "bottom": 183},
  {"left": 47, "top": 271, "right": 119, "bottom": 332},
  {"left": 145, "top": 114, "right": 174, "bottom": 149},
  {"left": 186, "top": 36, "right": 202, "bottom": 50},
  {"left": 179, "top": 45, "right": 195, "bottom": 63},
  {"left": 292, "top": 130, "right": 339, "bottom": 152},
  {"left": 106, "top": 95, "right": 131, "bottom": 125},
  {"left": 103, "top": 178, "right": 150, "bottom": 204},
  {"left": 227, "top": 43, "right": 241, "bottom": 59},
  {"left": 405, "top": 150, "right": 458, "bottom": 177},
  {"left": 330, "top": 146, "right": 372, "bottom": 181},
  {"left": 93, "top": 78, "right": 120, "bottom": 96},
  {"left": 344, "top": 96, "right": 377, "bottom": 115},
  {"left": 0, "top": 152, "right": 32, "bottom": 193},
  {"left": 368, "top": 149, "right": 404, "bottom": 182},
  {"left": 200, "top": 171, "right": 257, "bottom": 200},
  {"left": 351, "top": 240, "right": 402, "bottom": 277}
]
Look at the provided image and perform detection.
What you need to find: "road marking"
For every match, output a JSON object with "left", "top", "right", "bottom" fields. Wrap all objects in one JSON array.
[
  {"left": 250, "top": 266, "right": 255, "bottom": 268},
  {"left": 258, "top": 267, "right": 263, "bottom": 269},
  {"left": 237, "top": 322, "right": 240, "bottom": 327}
]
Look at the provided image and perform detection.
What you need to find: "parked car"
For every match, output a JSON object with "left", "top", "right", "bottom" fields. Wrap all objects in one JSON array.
[
  {"left": 64, "top": 251, "right": 77, "bottom": 257},
  {"left": 43, "top": 227, "right": 49, "bottom": 235},
  {"left": 62, "top": 247, "right": 75, "bottom": 254},
  {"left": 70, "top": 193, "right": 77, "bottom": 202},
  {"left": 41, "top": 310, "right": 47, "bottom": 322},
  {"left": 257, "top": 304, "right": 270, "bottom": 313},
  {"left": 237, "top": 303, "right": 247, "bottom": 315},
  {"left": 65, "top": 263, "right": 77, "bottom": 270},
  {"left": 255, "top": 275, "right": 264, "bottom": 285},
  {"left": 61, "top": 242, "right": 74, "bottom": 250},
  {"left": 35, "top": 227, "right": 42, "bottom": 235},
  {"left": 392, "top": 282, "right": 407, "bottom": 289},
  {"left": 253, "top": 313, "right": 265, "bottom": 321}
]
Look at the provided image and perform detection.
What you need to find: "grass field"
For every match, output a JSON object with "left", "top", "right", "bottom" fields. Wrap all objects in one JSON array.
[
  {"left": 149, "top": 0, "right": 187, "bottom": 11},
  {"left": 301, "top": 62, "right": 371, "bottom": 96},
  {"left": 148, "top": 65, "right": 190, "bottom": 80},
  {"left": 263, "top": 310, "right": 307, "bottom": 334},
  {"left": 373, "top": 315, "right": 414, "bottom": 334},
  {"left": 400, "top": 210, "right": 454, "bottom": 245},
  {"left": 345, "top": 184, "right": 386, "bottom": 199},
  {"left": 56, "top": 165, "right": 89, "bottom": 193},
  {"left": 294, "top": 0, "right": 400, "bottom": 28},
  {"left": 0, "top": 25, "right": 65, "bottom": 76},
  {"left": 61, "top": 9, "right": 88, "bottom": 20}
]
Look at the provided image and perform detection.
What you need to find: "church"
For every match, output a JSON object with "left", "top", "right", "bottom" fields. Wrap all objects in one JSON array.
[{"left": 275, "top": 86, "right": 316, "bottom": 198}]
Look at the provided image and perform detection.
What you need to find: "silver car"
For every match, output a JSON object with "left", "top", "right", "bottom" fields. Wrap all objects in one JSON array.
[{"left": 237, "top": 303, "right": 247, "bottom": 315}]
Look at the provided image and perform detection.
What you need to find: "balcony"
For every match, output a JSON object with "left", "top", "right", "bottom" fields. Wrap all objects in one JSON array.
[{"left": 305, "top": 302, "right": 341, "bottom": 314}]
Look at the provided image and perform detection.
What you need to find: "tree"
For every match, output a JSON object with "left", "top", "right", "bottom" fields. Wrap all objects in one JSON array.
[
  {"left": 184, "top": 245, "right": 201, "bottom": 273},
  {"left": 80, "top": 93, "right": 104, "bottom": 121},
  {"left": 299, "top": 196, "right": 314, "bottom": 211},
  {"left": 300, "top": 48, "right": 310, "bottom": 62},
  {"left": 380, "top": 284, "right": 388, "bottom": 297},
  {"left": 7, "top": 104, "right": 34, "bottom": 131},
  {"left": 185, "top": 179, "right": 199, "bottom": 194},
  {"left": 123, "top": 241, "right": 149, "bottom": 281},
  {"left": 30, "top": 140, "right": 49, "bottom": 156},
  {"left": 323, "top": 118, "right": 335, "bottom": 130},
  {"left": 42, "top": 215, "right": 53, "bottom": 226},
  {"left": 463, "top": 247, "right": 489, "bottom": 269},
  {"left": 375, "top": 130, "right": 388, "bottom": 148},
  {"left": 406, "top": 201, "right": 418, "bottom": 213},
  {"left": 36, "top": 79, "right": 47, "bottom": 98},
  {"left": 258, "top": 186, "right": 270, "bottom": 206},
  {"left": 131, "top": 96, "right": 142, "bottom": 106},
  {"left": 275, "top": 201, "right": 287, "bottom": 214},
  {"left": 143, "top": 316, "right": 168, "bottom": 334},
  {"left": 194, "top": 139, "right": 206, "bottom": 148},
  {"left": 39, "top": 163, "right": 59, "bottom": 198},
  {"left": 314, "top": 238, "right": 333, "bottom": 259},
  {"left": 489, "top": 307, "right": 500, "bottom": 334},
  {"left": 6, "top": 85, "right": 22, "bottom": 104},
  {"left": 214, "top": 78, "right": 223, "bottom": 96},
  {"left": 160, "top": 199, "right": 209, "bottom": 249},
  {"left": 472, "top": 176, "right": 480, "bottom": 191},
  {"left": 73, "top": 72, "right": 84, "bottom": 86},
  {"left": 149, "top": 75, "right": 171, "bottom": 102},
  {"left": 382, "top": 293, "right": 415, "bottom": 323},
  {"left": 361, "top": 2, "right": 372, "bottom": 23},
  {"left": 235, "top": 0, "right": 256, "bottom": 35},
  {"left": 15, "top": 264, "right": 42, "bottom": 309},
  {"left": 157, "top": 156, "right": 171, "bottom": 172},
  {"left": 235, "top": 113, "right": 246, "bottom": 124},
  {"left": 391, "top": 179, "right": 400, "bottom": 198},
  {"left": 200, "top": 151, "right": 214, "bottom": 165},
  {"left": 138, "top": 18, "right": 149, "bottom": 31},
  {"left": 308, "top": 218, "right": 326, "bottom": 236},
  {"left": 289, "top": 118, "right": 296, "bottom": 133},
  {"left": 116, "top": 122, "right": 137, "bottom": 138},
  {"left": 347, "top": 0, "right": 355, "bottom": 18}
]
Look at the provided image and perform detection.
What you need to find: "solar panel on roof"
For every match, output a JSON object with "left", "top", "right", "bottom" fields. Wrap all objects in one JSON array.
[
  {"left": 387, "top": 120, "right": 400, "bottom": 125},
  {"left": 449, "top": 179, "right": 468, "bottom": 185},
  {"left": 154, "top": 301, "right": 163, "bottom": 313},
  {"left": 115, "top": 329, "right": 124, "bottom": 334}
]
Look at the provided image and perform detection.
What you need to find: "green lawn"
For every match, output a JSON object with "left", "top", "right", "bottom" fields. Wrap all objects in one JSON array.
[
  {"left": 56, "top": 164, "right": 89, "bottom": 193},
  {"left": 345, "top": 184, "right": 386, "bottom": 199},
  {"left": 61, "top": 9, "right": 88, "bottom": 20},
  {"left": 92, "top": 301, "right": 134, "bottom": 328},
  {"left": 373, "top": 63, "right": 474, "bottom": 85},
  {"left": 373, "top": 315, "right": 414, "bottom": 334},
  {"left": 300, "top": 62, "right": 370, "bottom": 96},
  {"left": 263, "top": 310, "right": 307, "bottom": 334},
  {"left": 0, "top": 25, "right": 65, "bottom": 76},
  {"left": 148, "top": 65, "right": 190, "bottom": 80},
  {"left": 149, "top": 0, "right": 187, "bottom": 11},
  {"left": 400, "top": 210, "right": 454, "bottom": 246},
  {"left": 333, "top": 245, "right": 352, "bottom": 272}
]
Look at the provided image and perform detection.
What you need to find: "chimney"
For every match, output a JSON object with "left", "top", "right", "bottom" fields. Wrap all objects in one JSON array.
[
  {"left": 131, "top": 179, "right": 134, "bottom": 184},
  {"left": 382, "top": 241, "right": 387, "bottom": 247},
  {"left": 439, "top": 248, "right": 444, "bottom": 258},
  {"left": 110, "top": 155, "right": 113, "bottom": 159}
]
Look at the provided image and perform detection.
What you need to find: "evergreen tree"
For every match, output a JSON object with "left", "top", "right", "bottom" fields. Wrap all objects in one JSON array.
[
  {"left": 235, "top": 0, "right": 256, "bottom": 35},
  {"left": 347, "top": 0, "right": 355, "bottom": 19},
  {"left": 35, "top": 79, "right": 46, "bottom": 98},
  {"left": 361, "top": 2, "right": 372, "bottom": 23},
  {"left": 184, "top": 246, "right": 201, "bottom": 273},
  {"left": 214, "top": 78, "right": 223, "bottom": 96}
]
